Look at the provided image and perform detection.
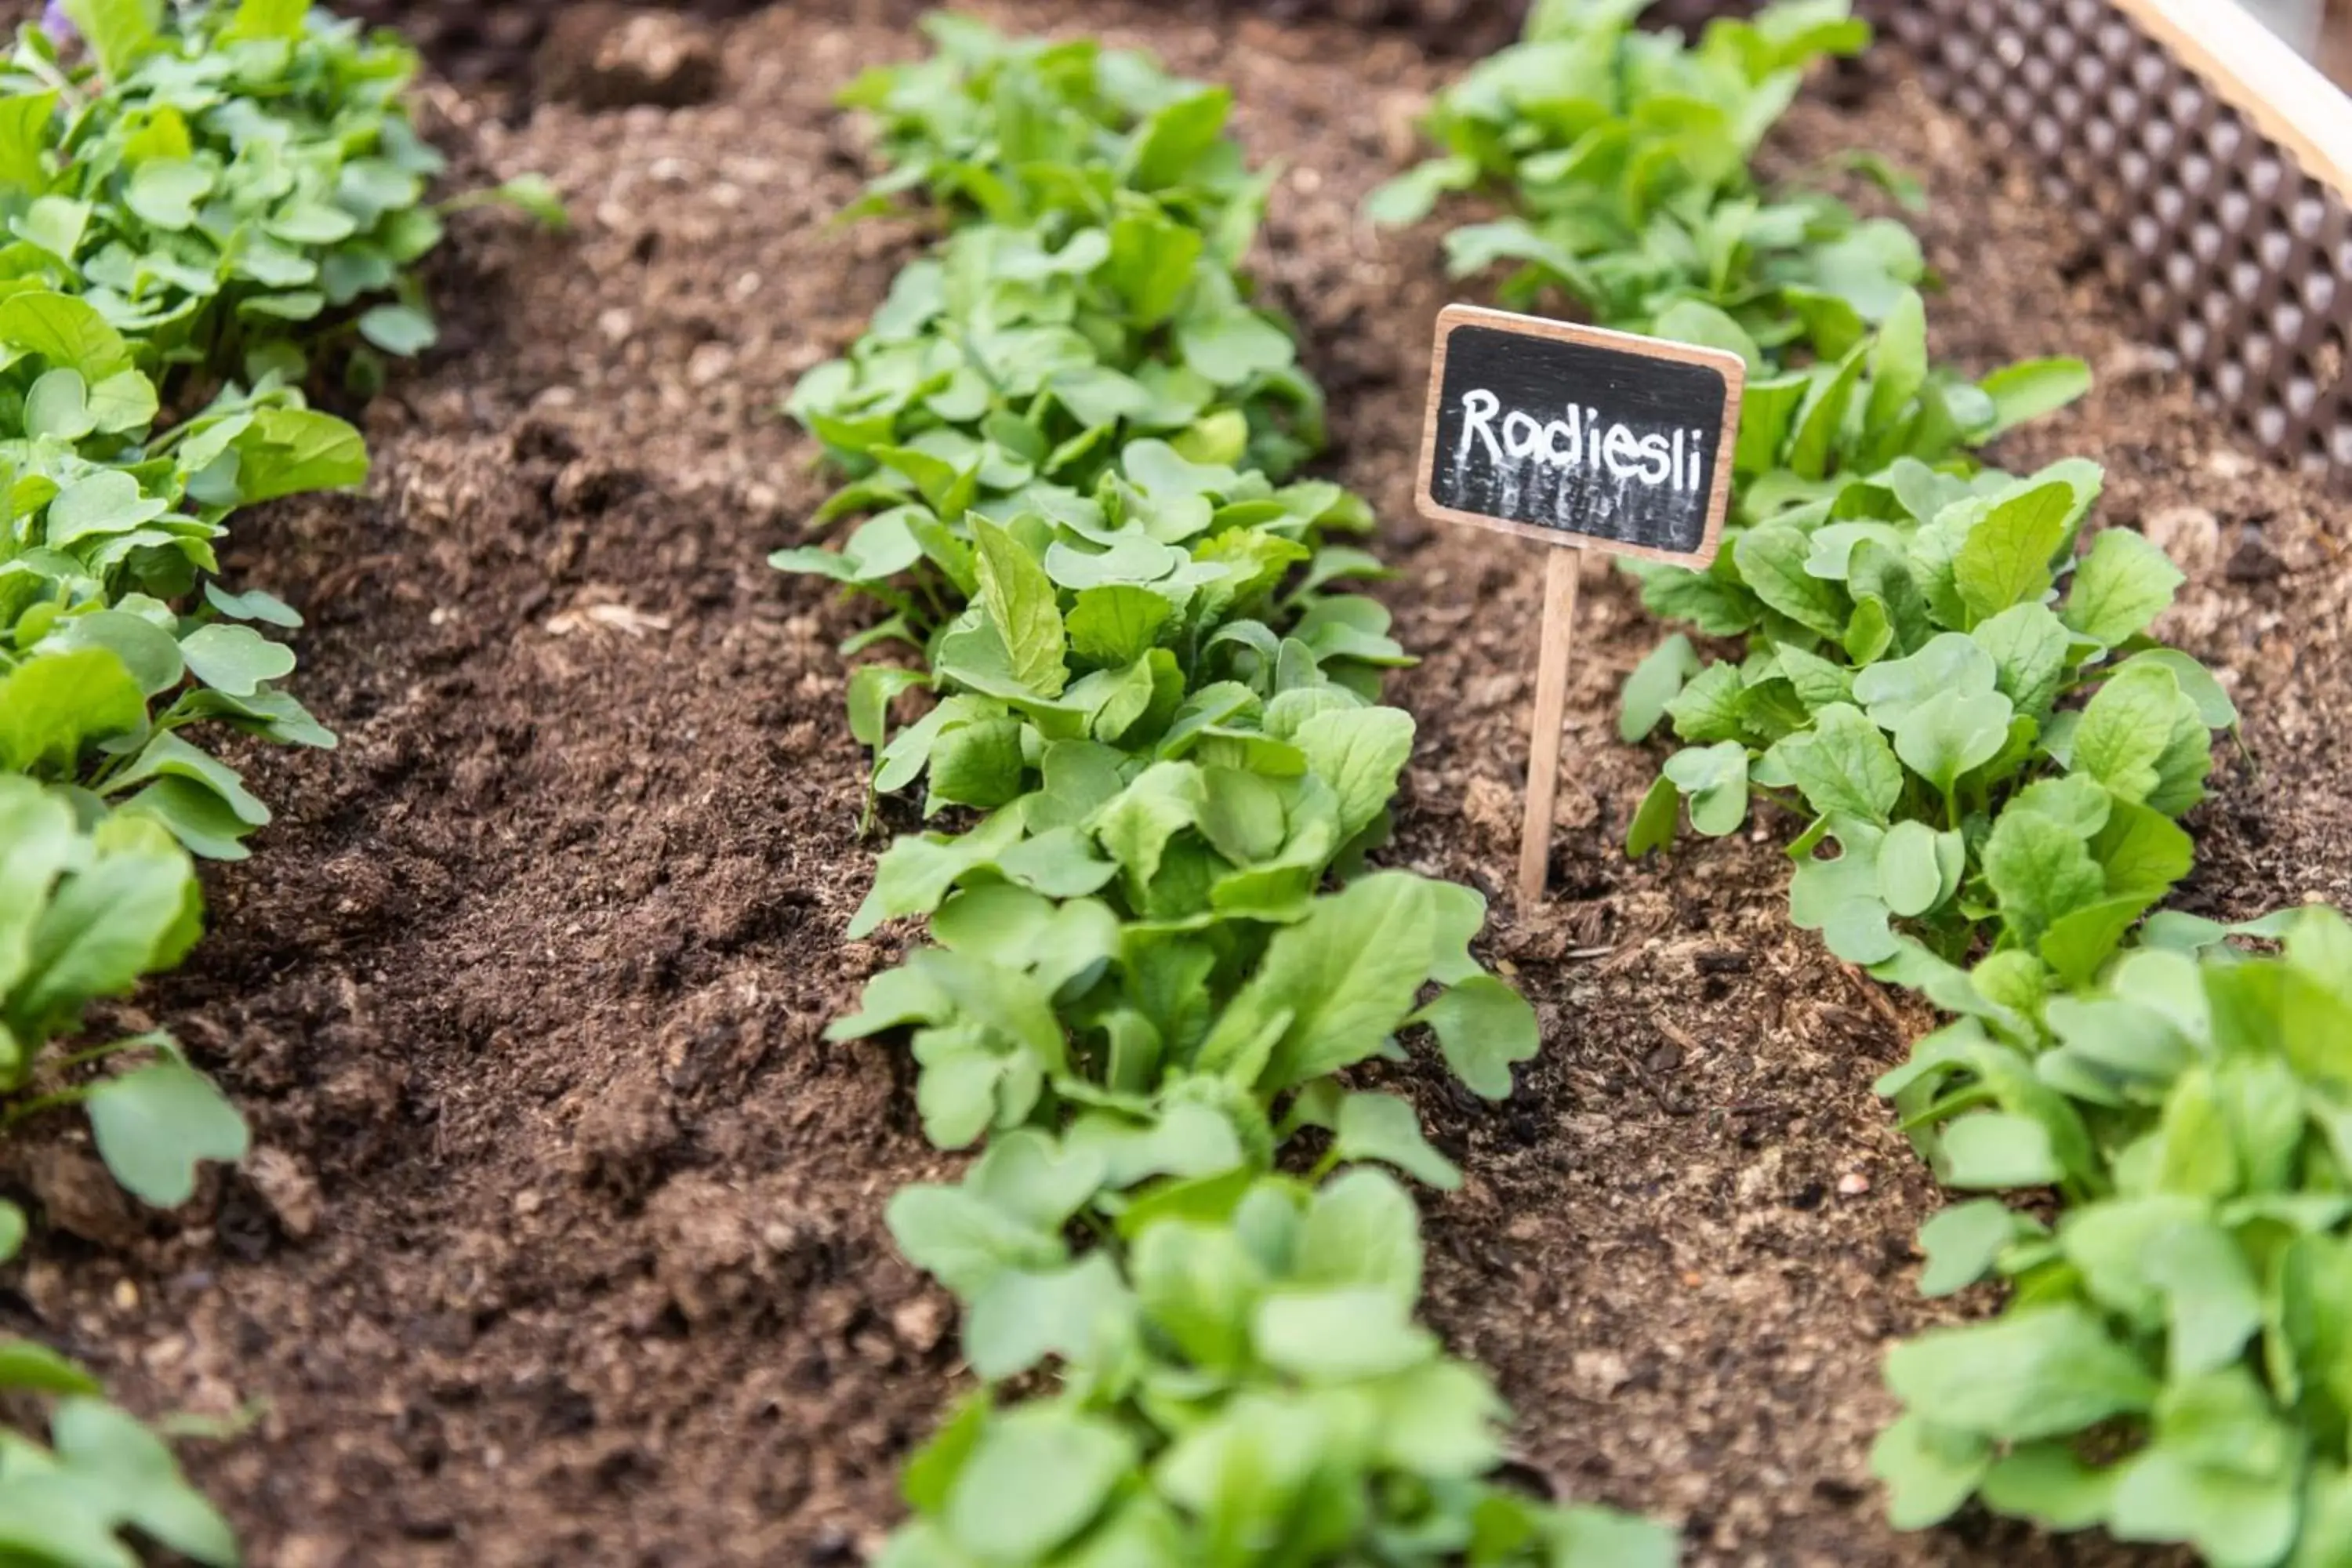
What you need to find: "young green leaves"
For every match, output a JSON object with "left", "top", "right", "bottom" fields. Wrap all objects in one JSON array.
[
  {"left": 801, "top": 19, "right": 1669, "bottom": 1563},
  {"left": 5, "top": 0, "right": 451, "bottom": 385},
  {"left": 1873, "top": 910, "right": 2352, "bottom": 1568}
]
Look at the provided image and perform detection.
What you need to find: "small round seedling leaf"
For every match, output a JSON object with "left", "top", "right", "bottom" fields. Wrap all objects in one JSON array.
[
  {"left": 179, "top": 622, "right": 296, "bottom": 697},
  {"left": 1334, "top": 1091, "right": 1461, "bottom": 1190},
  {"left": 51, "top": 1397, "right": 241, "bottom": 1566},
  {"left": 43, "top": 608, "right": 184, "bottom": 697},
  {"left": 125, "top": 158, "right": 216, "bottom": 230},
  {"left": 1619, "top": 633, "right": 1700, "bottom": 743},
  {"left": 1885, "top": 1303, "right": 2158, "bottom": 1443},
  {"left": 1869, "top": 1413, "right": 1992, "bottom": 1530},
  {"left": 944, "top": 1406, "right": 1134, "bottom": 1559},
  {"left": 1893, "top": 687, "right": 2013, "bottom": 797},
  {"left": 1253, "top": 1284, "right": 1437, "bottom": 1382},
  {"left": 45, "top": 470, "right": 169, "bottom": 547},
  {"left": 0, "top": 1200, "right": 22, "bottom": 1265},
  {"left": 1877, "top": 819, "right": 1947, "bottom": 918},
  {"left": 1823, "top": 895, "right": 1901, "bottom": 965},
  {"left": 1917, "top": 1197, "right": 2031, "bottom": 1297},
  {"left": 1939, "top": 1110, "right": 2063, "bottom": 1190},
  {"left": 85, "top": 1062, "right": 249, "bottom": 1209},
  {"left": 1852, "top": 632, "right": 1996, "bottom": 728},
  {"left": 24, "top": 367, "right": 93, "bottom": 441},
  {"left": 1662, "top": 741, "right": 1749, "bottom": 837},
  {"left": 356, "top": 303, "right": 437, "bottom": 357},
  {"left": 1410, "top": 974, "right": 1537, "bottom": 1102},
  {"left": 1294, "top": 1167, "right": 1423, "bottom": 1303}
]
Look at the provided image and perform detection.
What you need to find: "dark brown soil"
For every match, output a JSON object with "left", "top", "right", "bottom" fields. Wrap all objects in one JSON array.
[{"left": 5, "top": 5, "right": 2345, "bottom": 1567}]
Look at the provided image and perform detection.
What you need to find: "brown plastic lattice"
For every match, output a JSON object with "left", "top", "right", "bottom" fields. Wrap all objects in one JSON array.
[{"left": 1877, "top": 0, "right": 2352, "bottom": 478}]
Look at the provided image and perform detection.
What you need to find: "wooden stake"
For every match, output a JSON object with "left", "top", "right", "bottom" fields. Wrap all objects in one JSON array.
[{"left": 1517, "top": 548, "right": 1582, "bottom": 906}]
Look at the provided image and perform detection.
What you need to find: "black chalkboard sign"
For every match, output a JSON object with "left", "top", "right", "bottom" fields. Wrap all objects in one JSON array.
[{"left": 1416, "top": 305, "right": 1745, "bottom": 567}]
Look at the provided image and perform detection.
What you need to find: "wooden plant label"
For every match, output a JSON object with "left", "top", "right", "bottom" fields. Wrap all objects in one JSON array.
[
  {"left": 1417, "top": 304, "right": 1745, "bottom": 568},
  {"left": 1413, "top": 304, "right": 1745, "bottom": 906}
]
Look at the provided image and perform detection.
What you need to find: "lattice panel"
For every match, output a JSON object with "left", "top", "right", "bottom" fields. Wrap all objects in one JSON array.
[{"left": 1879, "top": 0, "right": 2352, "bottom": 477}]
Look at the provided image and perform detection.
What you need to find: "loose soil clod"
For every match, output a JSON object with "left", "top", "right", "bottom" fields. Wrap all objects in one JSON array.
[{"left": 5, "top": 5, "right": 2343, "bottom": 1566}]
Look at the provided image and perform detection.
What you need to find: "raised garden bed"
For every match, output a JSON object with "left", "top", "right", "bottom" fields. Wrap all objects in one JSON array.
[{"left": 5, "top": 2, "right": 2350, "bottom": 1565}]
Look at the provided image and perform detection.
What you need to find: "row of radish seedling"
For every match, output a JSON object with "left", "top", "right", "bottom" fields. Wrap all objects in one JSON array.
[
  {"left": 1380, "top": 2, "right": 2352, "bottom": 1565},
  {"left": 781, "top": 15, "right": 1676, "bottom": 1564},
  {"left": 0, "top": 2, "right": 551, "bottom": 1559}
]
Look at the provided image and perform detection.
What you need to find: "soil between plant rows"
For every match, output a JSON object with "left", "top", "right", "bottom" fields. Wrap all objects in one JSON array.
[{"left": 4, "top": 5, "right": 2347, "bottom": 1566}]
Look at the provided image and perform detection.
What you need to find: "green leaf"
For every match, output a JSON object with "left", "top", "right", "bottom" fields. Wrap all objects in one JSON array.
[
  {"left": 62, "top": 0, "right": 160, "bottom": 80},
  {"left": 927, "top": 719, "right": 1025, "bottom": 811},
  {"left": 1177, "top": 308, "right": 1293, "bottom": 386},
  {"left": 85, "top": 1061, "right": 249, "bottom": 1209},
  {"left": 1066, "top": 583, "right": 1171, "bottom": 667},
  {"left": 0, "top": 92, "right": 58, "bottom": 195},
  {"left": 964, "top": 1254, "right": 1132, "bottom": 1381},
  {"left": 223, "top": 0, "right": 307, "bottom": 39},
  {"left": 0, "top": 647, "right": 144, "bottom": 775},
  {"left": 0, "top": 1202, "right": 21, "bottom": 1265},
  {"left": 943, "top": 1407, "right": 1134, "bottom": 1560},
  {"left": 230, "top": 408, "right": 369, "bottom": 503},
  {"left": 45, "top": 469, "right": 167, "bottom": 546},
  {"left": 1980, "top": 1443, "right": 2119, "bottom": 1531},
  {"left": 1917, "top": 1198, "right": 2033, "bottom": 1297},
  {"left": 25, "top": 366, "right": 93, "bottom": 441},
  {"left": 125, "top": 158, "right": 212, "bottom": 230},
  {"left": 1892, "top": 687, "right": 2013, "bottom": 797},
  {"left": 1984, "top": 805, "right": 2106, "bottom": 944},
  {"left": 2074, "top": 662, "right": 2189, "bottom": 805},
  {"left": 1253, "top": 1285, "right": 1436, "bottom": 1381},
  {"left": 180, "top": 622, "right": 296, "bottom": 697},
  {"left": 1970, "top": 601, "right": 2071, "bottom": 722},
  {"left": 1410, "top": 975, "right": 1537, "bottom": 1100},
  {"left": 1664, "top": 660, "right": 1748, "bottom": 742},
  {"left": 1953, "top": 477, "right": 2074, "bottom": 622},
  {"left": 1885, "top": 1304, "right": 2159, "bottom": 1441},
  {"left": 1770, "top": 702, "right": 1901, "bottom": 823},
  {"left": 1203, "top": 872, "right": 1437, "bottom": 1091},
  {"left": 1662, "top": 741, "right": 1748, "bottom": 837},
  {"left": 885, "top": 1183, "right": 1062, "bottom": 1299},
  {"left": 1869, "top": 1414, "right": 1991, "bottom": 1530},
  {"left": 464, "top": 174, "right": 570, "bottom": 231},
  {"left": 50, "top": 1396, "right": 239, "bottom": 1566},
  {"left": 1363, "top": 155, "right": 1478, "bottom": 229},
  {"left": 1654, "top": 299, "right": 1764, "bottom": 372},
  {"left": 972, "top": 518, "right": 1069, "bottom": 699},
  {"left": 85, "top": 368, "right": 158, "bottom": 434},
  {"left": 1293, "top": 706, "right": 1413, "bottom": 841},
  {"left": 1940, "top": 1112, "right": 2063, "bottom": 1189},
  {"left": 0, "top": 289, "right": 131, "bottom": 378},
  {"left": 1733, "top": 524, "right": 1847, "bottom": 639},
  {"left": 1625, "top": 772, "right": 1680, "bottom": 857},
  {"left": 1851, "top": 633, "right": 1995, "bottom": 729},
  {"left": 1295, "top": 1167, "right": 1423, "bottom": 1303},
  {"left": 2117, "top": 648, "right": 2237, "bottom": 731},
  {"left": 0, "top": 1336, "right": 98, "bottom": 1394},
  {"left": 1980, "top": 357, "right": 2092, "bottom": 436},
  {"left": 2063, "top": 527, "right": 2185, "bottom": 648},
  {"left": 1334, "top": 1091, "right": 1461, "bottom": 1189},
  {"left": 1127, "top": 86, "right": 1232, "bottom": 191},
  {"left": 1876, "top": 818, "right": 1947, "bottom": 918},
  {"left": 1107, "top": 208, "right": 1203, "bottom": 328},
  {"left": 1620, "top": 634, "right": 1700, "bottom": 742},
  {"left": 357, "top": 303, "right": 437, "bottom": 357}
]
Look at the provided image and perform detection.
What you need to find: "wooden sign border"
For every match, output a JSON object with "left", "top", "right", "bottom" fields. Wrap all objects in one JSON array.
[{"left": 1414, "top": 303, "right": 1748, "bottom": 571}]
